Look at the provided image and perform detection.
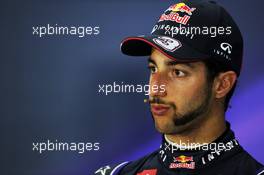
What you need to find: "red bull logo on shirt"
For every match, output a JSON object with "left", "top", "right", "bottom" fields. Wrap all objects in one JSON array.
[
  {"left": 169, "top": 155, "right": 195, "bottom": 169},
  {"left": 159, "top": 3, "right": 196, "bottom": 25},
  {"left": 174, "top": 155, "right": 194, "bottom": 163}
]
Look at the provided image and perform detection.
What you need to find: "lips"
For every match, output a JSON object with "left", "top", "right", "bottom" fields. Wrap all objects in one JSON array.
[{"left": 151, "top": 104, "right": 170, "bottom": 116}]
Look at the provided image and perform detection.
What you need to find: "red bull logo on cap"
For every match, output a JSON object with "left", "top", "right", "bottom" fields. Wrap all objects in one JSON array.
[
  {"left": 169, "top": 155, "right": 195, "bottom": 169},
  {"left": 159, "top": 3, "right": 196, "bottom": 25},
  {"left": 165, "top": 3, "right": 196, "bottom": 15}
]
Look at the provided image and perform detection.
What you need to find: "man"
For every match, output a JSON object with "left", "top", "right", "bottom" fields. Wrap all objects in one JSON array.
[{"left": 95, "top": 0, "right": 264, "bottom": 174}]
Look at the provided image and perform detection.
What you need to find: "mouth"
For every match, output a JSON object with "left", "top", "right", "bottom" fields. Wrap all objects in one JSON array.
[{"left": 151, "top": 104, "right": 171, "bottom": 116}]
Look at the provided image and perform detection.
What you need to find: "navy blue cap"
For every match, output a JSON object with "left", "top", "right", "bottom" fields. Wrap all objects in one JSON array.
[{"left": 121, "top": 0, "right": 243, "bottom": 76}]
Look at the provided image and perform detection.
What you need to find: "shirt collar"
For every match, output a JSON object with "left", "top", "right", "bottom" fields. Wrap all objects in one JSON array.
[{"left": 158, "top": 122, "right": 242, "bottom": 172}]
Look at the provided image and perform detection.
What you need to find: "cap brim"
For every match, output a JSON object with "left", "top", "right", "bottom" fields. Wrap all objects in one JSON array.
[{"left": 120, "top": 35, "right": 210, "bottom": 62}]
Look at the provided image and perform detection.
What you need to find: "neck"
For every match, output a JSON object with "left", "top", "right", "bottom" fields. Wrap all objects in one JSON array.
[{"left": 165, "top": 104, "right": 226, "bottom": 145}]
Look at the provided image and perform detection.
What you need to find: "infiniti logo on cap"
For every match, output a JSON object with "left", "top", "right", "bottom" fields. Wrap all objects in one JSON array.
[{"left": 221, "top": 43, "right": 232, "bottom": 54}]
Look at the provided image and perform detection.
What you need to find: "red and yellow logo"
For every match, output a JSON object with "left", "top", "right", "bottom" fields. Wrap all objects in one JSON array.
[
  {"left": 169, "top": 155, "right": 195, "bottom": 169},
  {"left": 165, "top": 3, "right": 196, "bottom": 15},
  {"left": 174, "top": 155, "right": 194, "bottom": 163},
  {"left": 159, "top": 3, "right": 196, "bottom": 25}
]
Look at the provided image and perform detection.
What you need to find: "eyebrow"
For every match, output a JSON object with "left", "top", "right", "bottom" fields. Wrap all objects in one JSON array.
[
  {"left": 148, "top": 57, "right": 195, "bottom": 69},
  {"left": 148, "top": 57, "right": 156, "bottom": 65},
  {"left": 166, "top": 60, "right": 195, "bottom": 69}
]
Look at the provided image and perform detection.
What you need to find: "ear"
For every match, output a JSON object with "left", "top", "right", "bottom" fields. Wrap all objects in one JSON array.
[{"left": 214, "top": 71, "right": 237, "bottom": 99}]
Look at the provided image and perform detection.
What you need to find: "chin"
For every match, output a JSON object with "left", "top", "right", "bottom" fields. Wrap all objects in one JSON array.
[
  {"left": 154, "top": 119, "right": 192, "bottom": 135},
  {"left": 154, "top": 119, "right": 174, "bottom": 134}
]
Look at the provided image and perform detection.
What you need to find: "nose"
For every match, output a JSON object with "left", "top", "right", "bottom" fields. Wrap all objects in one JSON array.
[{"left": 149, "top": 72, "right": 167, "bottom": 98}]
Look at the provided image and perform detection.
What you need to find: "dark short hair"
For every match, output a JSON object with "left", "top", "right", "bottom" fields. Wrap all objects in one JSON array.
[{"left": 203, "top": 59, "right": 238, "bottom": 111}]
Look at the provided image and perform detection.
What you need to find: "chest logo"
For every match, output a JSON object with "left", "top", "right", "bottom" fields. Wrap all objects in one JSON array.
[
  {"left": 137, "top": 169, "right": 158, "bottom": 175},
  {"left": 169, "top": 155, "right": 195, "bottom": 169}
]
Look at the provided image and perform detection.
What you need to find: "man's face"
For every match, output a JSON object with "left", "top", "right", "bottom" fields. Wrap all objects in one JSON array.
[{"left": 148, "top": 49, "right": 213, "bottom": 134}]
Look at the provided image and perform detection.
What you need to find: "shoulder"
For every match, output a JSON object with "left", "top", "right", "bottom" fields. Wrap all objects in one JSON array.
[
  {"left": 119, "top": 149, "right": 159, "bottom": 174},
  {"left": 235, "top": 149, "right": 264, "bottom": 175},
  {"left": 94, "top": 162, "right": 129, "bottom": 175},
  {"left": 257, "top": 169, "right": 264, "bottom": 175},
  {"left": 94, "top": 150, "right": 159, "bottom": 175}
]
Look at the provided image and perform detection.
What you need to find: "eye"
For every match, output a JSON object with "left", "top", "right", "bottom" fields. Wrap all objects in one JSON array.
[
  {"left": 148, "top": 65, "right": 157, "bottom": 74},
  {"left": 173, "top": 69, "right": 186, "bottom": 77}
]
